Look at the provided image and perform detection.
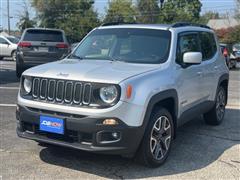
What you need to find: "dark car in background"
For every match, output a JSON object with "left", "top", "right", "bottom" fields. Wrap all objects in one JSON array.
[{"left": 16, "top": 28, "right": 70, "bottom": 78}]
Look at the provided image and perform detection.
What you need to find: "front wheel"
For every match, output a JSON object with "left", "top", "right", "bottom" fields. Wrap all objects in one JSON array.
[
  {"left": 204, "top": 86, "right": 226, "bottom": 125},
  {"left": 136, "top": 108, "right": 174, "bottom": 167}
]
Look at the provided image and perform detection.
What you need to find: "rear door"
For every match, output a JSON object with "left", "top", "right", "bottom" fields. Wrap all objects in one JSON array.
[
  {"left": 199, "top": 32, "right": 218, "bottom": 101},
  {"left": 20, "top": 29, "right": 69, "bottom": 63}
]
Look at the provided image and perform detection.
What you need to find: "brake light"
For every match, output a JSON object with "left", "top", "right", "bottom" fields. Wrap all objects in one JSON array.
[
  {"left": 223, "top": 48, "right": 228, "bottom": 57},
  {"left": 18, "top": 41, "right": 32, "bottom": 48},
  {"left": 56, "top": 43, "right": 68, "bottom": 49}
]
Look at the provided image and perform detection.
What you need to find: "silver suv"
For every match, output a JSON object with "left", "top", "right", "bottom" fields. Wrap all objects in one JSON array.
[{"left": 16, "top": 23, "right": 229, "bottom": 167}]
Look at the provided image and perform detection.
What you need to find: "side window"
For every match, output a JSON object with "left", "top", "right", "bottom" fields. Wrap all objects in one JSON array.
[
  {"left": 200, "top": 32, "right": 217, "bottom": 60},
  {"left": 0, "top": 37, "right": 8, "bottom": 44},
  {"left": 176, "top": 33, "right": 200, "bottom": 63}
]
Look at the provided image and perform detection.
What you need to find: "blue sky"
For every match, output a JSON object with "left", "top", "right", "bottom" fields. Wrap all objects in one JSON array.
[{"left": 0, "top": 0, "right": 237, "bottom": 30}]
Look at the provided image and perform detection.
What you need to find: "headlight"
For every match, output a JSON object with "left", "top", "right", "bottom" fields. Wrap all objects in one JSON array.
[
  {"left": 23, "top": 77, "right": 32, "bottom": 94},
  {"left": 100, "top": 85, "right": 118, "bottom": 104}
]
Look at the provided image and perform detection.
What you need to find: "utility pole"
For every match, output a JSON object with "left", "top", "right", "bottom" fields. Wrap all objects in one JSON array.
[{"left": 7, "top": 0, "right": 10, "bottom": 35}]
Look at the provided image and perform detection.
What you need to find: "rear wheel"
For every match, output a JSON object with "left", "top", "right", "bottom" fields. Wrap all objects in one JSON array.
[
  {"left": 204, "top": 86, "right": 226, "bottom": 125},
  {"left": 136, "top": 108, "right": 174, "bottom": 167},
  {"left": 16, "top": 63, "right": 23, "bottom": 78},
  {"left": 11, "top": 51, "right": 16, "bottom": 61}
]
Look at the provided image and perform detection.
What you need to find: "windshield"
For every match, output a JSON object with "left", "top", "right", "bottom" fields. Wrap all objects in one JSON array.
[
  {"left": 6, "top": 37, "right": 19, "bottom": 44},
  {"left": 72, "top": 28, "right": 171, "bottom": 64}
]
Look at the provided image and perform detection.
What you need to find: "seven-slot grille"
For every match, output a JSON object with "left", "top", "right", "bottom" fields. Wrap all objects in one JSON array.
[{"left": 32, "top": 78, "right": 92, "bottom": 105}]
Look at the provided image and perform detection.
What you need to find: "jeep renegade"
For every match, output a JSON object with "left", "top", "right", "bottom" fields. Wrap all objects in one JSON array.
[{"left": 16, "top": 23, "right": 229, "bottom": 167}]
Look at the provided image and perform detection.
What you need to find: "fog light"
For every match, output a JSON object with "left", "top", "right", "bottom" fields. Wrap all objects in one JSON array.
[
  {"left": 97, "top": 131, "right": 121, "bottom": 144},
  {"left": 102, "top": 119, "right": 118, "bottom": 125},
  {"left": 112, "top": 132, "right": 119, "bottom": 139}
]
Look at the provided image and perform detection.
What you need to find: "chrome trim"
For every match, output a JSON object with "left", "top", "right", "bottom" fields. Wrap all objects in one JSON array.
[
  {"left": 64, "top": 81, "right": 73, "bottom": 103},
  {"left": 39, "top": 79, "right": 48, "bottom": 99},
  {"left": 82, "top": 83, "right": 92, "bottom": 105},
  {"left": 56, "top": 80, "right": 64, "bottom": 102},
  {"left": 73, "top": 82, "right": 82, "bottom": 104},
  {"left": 47, "top": 79, "right": 56, "bottom": 101},
  {"left": 32, "top": 78, "right": 40, "bottom": 98}
]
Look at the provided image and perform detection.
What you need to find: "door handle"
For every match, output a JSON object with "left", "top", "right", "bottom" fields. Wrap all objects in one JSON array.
[{"left": 214, "top": 66, "right": 218, "bottom": 70}]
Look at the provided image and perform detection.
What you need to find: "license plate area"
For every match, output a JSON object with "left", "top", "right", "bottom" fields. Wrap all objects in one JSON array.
[
  {"left": 37, "top": 47, "right": 49, "bottom": 52},
  {"left": 40, "top": 115, "right": 64, "bottom": 134}
]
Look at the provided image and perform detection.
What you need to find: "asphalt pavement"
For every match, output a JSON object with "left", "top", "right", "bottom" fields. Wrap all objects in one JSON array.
[{"left": 0, "top": 59, "right": 239, "bottom": 180}]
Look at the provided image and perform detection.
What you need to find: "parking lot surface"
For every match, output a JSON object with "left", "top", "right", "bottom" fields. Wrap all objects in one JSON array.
[{"left": 0, "top": 59, "right": 240, "bottom": 180}]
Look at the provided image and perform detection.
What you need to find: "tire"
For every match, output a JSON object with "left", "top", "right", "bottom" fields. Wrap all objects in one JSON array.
[
  {"left": 136, "top": 108, "right": 174, "bottom": 167},
  {"left": 204, "top": 86, "right": 226, "bottom": 125},
  {"left": 0, "top": 56, "right": 3, "bottom": 60},
  {"left": 11, "top": 50, "right": 16, "bottom": 61},
  {"left": 16, "top": 63, "right": 23, "bottom": 78}
]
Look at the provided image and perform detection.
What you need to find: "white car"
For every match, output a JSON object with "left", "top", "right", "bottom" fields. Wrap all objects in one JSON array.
[{"left": 0, "top": 35, "right": 19, "bottom": 61}]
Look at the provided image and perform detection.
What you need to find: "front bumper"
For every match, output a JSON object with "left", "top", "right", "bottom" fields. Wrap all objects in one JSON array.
[{"left": 16, "top": 105, "right": 144, "bottom": 155}]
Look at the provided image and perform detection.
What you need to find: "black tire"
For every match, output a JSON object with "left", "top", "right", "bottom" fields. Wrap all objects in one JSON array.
[
  {"left": 11, "top": 50, "right": 16, "bottom": 61},
  {"left": 204, "top": 86, "right": 226, "bottom": 125},
  {"left": 136, "top": 108, "right": 174, "bottom": 167},
  {"left": 16, "top": 63, "right": 23, "bottom": 78},
  {"left": 0, "top": 56, "right": 3, "bottom": 60}
]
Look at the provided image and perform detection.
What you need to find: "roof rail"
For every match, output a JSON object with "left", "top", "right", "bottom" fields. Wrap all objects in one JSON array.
[
  {"left": 171, "top": 22, "right": 211, "bottom": 29},
  {"left": 100, "top": 22, "right": 137, "bottom": 26}
]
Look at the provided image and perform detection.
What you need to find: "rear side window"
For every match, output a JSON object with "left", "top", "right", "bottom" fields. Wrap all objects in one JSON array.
[
  {"left": 199, "top": 32, "right": 217, "bottom": 60},
  {"left": 23, "top": 30, "right": 64, "bottom": 42},
  {"left": 176, "top": 33, "right": 200, "bottom": 63}
]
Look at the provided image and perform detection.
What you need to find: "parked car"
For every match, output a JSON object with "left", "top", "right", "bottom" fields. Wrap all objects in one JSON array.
[
  {"left": 230, "top": 43, "right": 240, "bottom": 64},
  {"left": 0, "top": 35, "right": 19, "bottom": 61},
  {"left": 16, "top": 23, "right": 229, "bottom": 167},
  {"left": 219, "top": 43, "right": 237, "bottom": 69},
  {"left": 16, "top": 28, "right": 70, "bottom": 78}
]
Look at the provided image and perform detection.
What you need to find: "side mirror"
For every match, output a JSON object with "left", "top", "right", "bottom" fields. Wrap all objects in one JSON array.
[{"left": 183, "top": 52, "right": 202, "bottom": 64}]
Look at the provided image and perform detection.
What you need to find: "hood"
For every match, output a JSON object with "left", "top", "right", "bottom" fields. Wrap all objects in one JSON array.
[{"left": 23, "top": 59, "right": 159, "bottom": 84}]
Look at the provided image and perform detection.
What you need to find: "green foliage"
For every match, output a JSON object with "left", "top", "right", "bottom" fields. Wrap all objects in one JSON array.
[
  {"left": 31, "top": 0, "right": 99, "bottom": 42},
  {"left": 159, "top": 0, "right": 202, "bottom": 23},
  {"left": 216, "top": 26, "right": 240, "bottom": 44},
  {"left": 17, "top": 11, "right": 36, "bottom": 32},
  {"left": 137, "top": 0, "right": 160, "bottom": 23},
  {"left": 104, "top": 0, "right": 137, "bottom": 23},
  {"left": 17, "top": 1, "right": 36, "bottom": 32}
]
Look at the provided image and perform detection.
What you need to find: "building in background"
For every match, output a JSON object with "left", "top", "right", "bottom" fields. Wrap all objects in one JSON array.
[{"left": 207, "top": 18, "right": 240, "bottom": 30}]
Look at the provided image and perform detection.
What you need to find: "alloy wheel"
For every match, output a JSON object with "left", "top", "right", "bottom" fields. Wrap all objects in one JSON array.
[
  {"left": 150, "top": 116, "right": 171, "bottom": 161},
  {"left": 216, "top": 88, "right": 226, "bottom": 121}
]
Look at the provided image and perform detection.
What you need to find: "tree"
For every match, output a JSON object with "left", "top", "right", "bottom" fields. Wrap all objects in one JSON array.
[
  {"left": 215, "top": 26, "right": 240, "bottom": 44},
  {"left": 159, "top": 0, "right": 202, "bottom": 24},
  {"left": 235, "top": 0, "right": 240, "bottom": 19},
  {"left": 104, "top": 0, "right": 137, "bottom": 23},
  {"left": 137, "top": 0, "right": 160, "bottom": 23},
  {"left": 199, "top": 11, "right": 220, "bottom": 24},
  {"left": 17, "top": 1, "right": 36, "bottom": 32},
  {"left": 31, "top": 0, "right": 99, "bottom": 42}
]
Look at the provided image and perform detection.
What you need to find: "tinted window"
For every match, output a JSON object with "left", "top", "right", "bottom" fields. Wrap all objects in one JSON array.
[
  {"left": 0, "top": 37, "right": 8, "bottom": 44},
  {"left": 6, "top": 37, "right": 19, "bottom": 44},
  {"left": 200, "top": 32, "right": 217, "bottom": 60},
  {"left": 73, "top": 28, "right": 171, "bottom": 64},
  {"left": 176, "top": 33, "right": 200, "bottom": 63},
  {"left": 23, "top": 30, "right": 64, "bottom": 42}
]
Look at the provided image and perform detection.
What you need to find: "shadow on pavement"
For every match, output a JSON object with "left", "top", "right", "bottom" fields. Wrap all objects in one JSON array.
[{"left": 39, "top": 108, "right": 240, "bottom": 179}]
